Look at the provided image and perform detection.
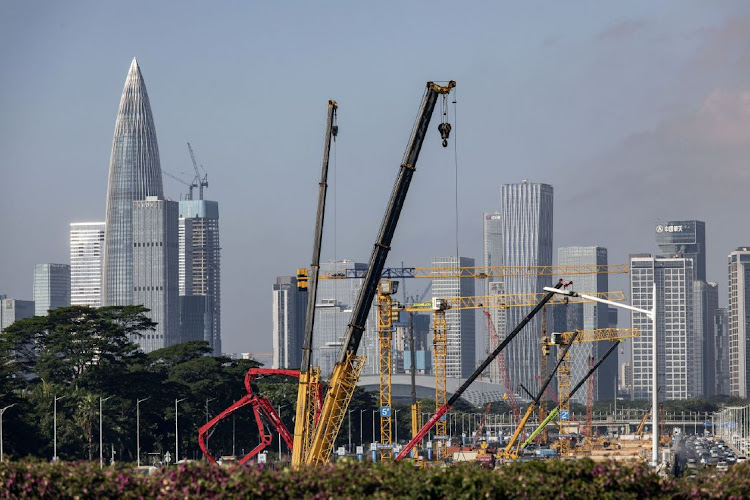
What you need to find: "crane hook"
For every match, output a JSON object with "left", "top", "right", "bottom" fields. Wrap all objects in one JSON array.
[{"left": 438, "top": 122, "right": 451, "bottom": 148}]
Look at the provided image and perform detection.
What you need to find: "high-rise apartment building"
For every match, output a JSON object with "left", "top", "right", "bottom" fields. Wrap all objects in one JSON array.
[
  {"left": 431, "top": 256, "right": 476, "bottom": 378},
  {"left": 70, "top": 222, "right": 105, "bottom": 307},
  {"left": 695, "top": 281, "right": 718, "bottom": 396},
  {"left": 32, "top": 264, "right": 71, "bottom": 316},
  {"left": 728, "top": 247, "right": 750, "bottom": 397},
  {"left": 272, "top": 276, "right": 307, "bottom": 369},
  {"left": 557, "top": 247, "right": 611, "bottom": 402},
  {"left": 500, "top": 181, "right": 553, "bottom": 394},
  {"left": 715, "top": 307, "right": 730, "bottom": 395},
  {"left": 178, "top": 200, "right": 221, "bottom": 354},
  {"left": 483, "top": 212, "right": 503, "bottom": 383},
  {"left": 0, "top": 299, "right": 35, "bottom": 333},
  {"left": 103, "top": 58, "right": 164, "bottom": 307},
  {"left": 131, "top": 197, "right": 179, "bottom": 352},
  {"left": 655, "top": 220, "right": 706, "bottom": 281},
  {"left": 630, "top": 255, "right": 697, "bottom": 400}
]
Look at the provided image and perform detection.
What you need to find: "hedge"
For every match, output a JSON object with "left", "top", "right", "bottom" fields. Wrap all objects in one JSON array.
[{"left": 0, "top": 459, "right": 747, "bottom": 499}]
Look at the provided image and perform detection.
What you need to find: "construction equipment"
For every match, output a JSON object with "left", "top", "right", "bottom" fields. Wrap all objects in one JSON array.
[
  {"left": 395, "top": 280, "right": 570, "bottom": 461},
  {"left": 187, "top": 142, "right": 209, "bottom": 200},
  {"left": 301, "top": 81, "right": 456, "bottom": 466},
  {"left": 473, "top": 403, "right": 492, "bottom": 447},
  {"left": 520, "top": 340, "right": 622, "bottom": 451},
  {"left": 584, "top": 354, "right": 595, "bottom": 438},
  {"left": 377, "top": 279, "right": 399, "bottom": 459},
  {"left": 497, "top": 330, "right": 580, "bottom": 461},
  {"left": 163, "top": 170, "right": 198, "bottom": 200},
  {"left": 198, "top": 368, "right": 317, "bottom": 464},
  {"left": 483, "top": 310, "right": 521, "bottom": 425},
  {"left": 291, "top": 100, "right": 338, "bottom": 466},
  {"left": 318, "top": 264, "right": 629, "bottom": 280}
]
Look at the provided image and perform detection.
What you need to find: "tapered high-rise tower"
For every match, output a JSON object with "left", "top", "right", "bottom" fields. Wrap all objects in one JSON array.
[{"left": 103, "top": 58, "right": 164, "bottom": 306}]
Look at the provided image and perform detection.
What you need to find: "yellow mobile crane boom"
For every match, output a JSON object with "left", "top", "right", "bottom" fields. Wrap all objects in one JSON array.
[
  {"left": 291, "top": 100, "right": 338, "bottom": 465},
  {"left": 301, "top": 81, "right": 456, "bottom": 466}
]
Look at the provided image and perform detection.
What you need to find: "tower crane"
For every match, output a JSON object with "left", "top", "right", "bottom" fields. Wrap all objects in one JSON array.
[
  {"left": 540, "top": 328, "right": 640, "bottom": 455},
  {"left": 291, "top": 100, "right": 338, "bottom": 466},
  {"left": 473, "top": 403, "right": 492, "bottom": 447},
  {"left": 299, "top": 81, "right": 456, "bottom": 467},
  {"left": 163, "top": 170, "right": 197, "bottom": 200},
  {"left": 398, "top": 290, "right": 626, "bottom": 460},
  {"left": 187, "top": 142, "right": 209, "bottom": 200}
]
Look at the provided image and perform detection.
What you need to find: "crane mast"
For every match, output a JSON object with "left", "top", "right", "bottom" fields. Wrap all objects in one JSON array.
[
  {"left": 302, "top": 81, "right": 455, "bottom": 466},
  {"left": 291, "top": 100, "right": 338, "bottom": 466}
]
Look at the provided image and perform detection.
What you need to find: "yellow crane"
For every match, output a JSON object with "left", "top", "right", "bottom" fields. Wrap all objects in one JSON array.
[
  {"left": 541, "top": 328, "right": 640, "bottom": 455},
  {"left": 299, "top": 81, "right": 456, "bottom": 467},
  {"left": 400, "top": 291, "right": 626, "bottom": 460}
]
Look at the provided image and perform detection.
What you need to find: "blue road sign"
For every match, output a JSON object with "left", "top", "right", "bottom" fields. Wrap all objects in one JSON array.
[
  {"left": 380, "top": 406, "right": 391, "bottom": 417},
  {"left": 560, "top": 410, "right": 570, "bottom": 420}
]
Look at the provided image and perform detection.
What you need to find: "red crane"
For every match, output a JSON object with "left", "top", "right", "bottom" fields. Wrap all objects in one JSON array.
[
  {"left": 483, "top": 310, "right": 521, "bottom": 424},
  {"left": 472, "top": 403, "right": 492, "bottom": 447},
  {"left": 198, "top": 368, "right": 321, "bottom": 464}
]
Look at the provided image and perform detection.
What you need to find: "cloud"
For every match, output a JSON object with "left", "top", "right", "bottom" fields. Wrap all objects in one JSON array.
[
  {"left": 596, "top": 19, "right": 646, "bottom": 41},
  {"left": 691, "top": 14, "right": 750, "bottom": 70}
]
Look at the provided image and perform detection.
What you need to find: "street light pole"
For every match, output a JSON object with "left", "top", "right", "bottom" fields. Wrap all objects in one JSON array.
[
  {"left": 100, "top": 396, "right": 113, "bottom": 468},
  {"left": 205, "top": 398, "right": 215, "bottom": 453},
  {"left": 372, "top": 410, "right": 376, "bottom": 444},
  {"left": 175, "top": 398, "right": 186, "bottom": 464},
  {"left": 544, "top": 284, "right": 658, "bottom": 466},
  {"left": 1, "top": 404, "right": 16, "bottom": 462},
  {"left": 136, "top": 397, "right": 150, "bottom": 467},
  {"left": 360, "top": 410, "right": 364, "bottom": 447},
  {"left": 348, "top": 410, "right": 353, "bottom": 452},
  {"left": 53, "top": 395, "right": 65, "bottom": 461}
]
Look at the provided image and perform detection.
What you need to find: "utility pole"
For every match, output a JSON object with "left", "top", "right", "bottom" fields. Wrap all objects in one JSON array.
[
  {"left": 0, "top": 404, "right": 15, "bottom": 462},
  {"left": 136, "top": 397, "right": 150, "bottom": 467},
  {"left": 99, "top": 396, "right": 113, "bottom": 468},
  {"left": 53, "top": 395, "right": 65, "bottom": 461}
]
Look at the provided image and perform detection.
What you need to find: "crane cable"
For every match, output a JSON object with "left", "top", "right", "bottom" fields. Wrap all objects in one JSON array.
[{"left": 450, "top": 90, "right": 460, "bottom": 262}]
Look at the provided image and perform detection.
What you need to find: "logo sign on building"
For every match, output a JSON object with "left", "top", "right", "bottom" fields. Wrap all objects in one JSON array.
[{"left": 560, "top": 410, "right": 570, "bottom": 420}]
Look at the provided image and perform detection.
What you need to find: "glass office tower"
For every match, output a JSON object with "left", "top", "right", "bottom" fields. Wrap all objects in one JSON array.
[{"left": 33, "top": 264, "right": 71, "bottom": 316}]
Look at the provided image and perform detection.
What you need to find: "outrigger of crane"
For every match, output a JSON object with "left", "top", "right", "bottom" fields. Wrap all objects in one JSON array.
[{"left": 298, "top": 81, "right": 456, "bottom": 467}]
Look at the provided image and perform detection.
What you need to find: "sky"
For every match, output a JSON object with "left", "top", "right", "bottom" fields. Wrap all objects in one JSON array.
[{"left": 2, "top": 1, "right": 750, "bottom": 357}]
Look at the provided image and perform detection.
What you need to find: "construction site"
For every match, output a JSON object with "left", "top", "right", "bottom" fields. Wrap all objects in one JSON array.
[{"left": 197, "top": 82, "right": 687, "bottom": 472}]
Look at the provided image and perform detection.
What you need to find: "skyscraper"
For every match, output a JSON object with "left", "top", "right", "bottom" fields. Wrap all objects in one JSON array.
[
  {"left": 655, "top": 220, "right": 706, "bottom": 281},
  {"left": 0, "top": 299, "right": 35, "bottom": 333},
  {"left": 557, "top": 246, "right": 611, "bottom": 402},
  {"left": 728, "top": 247, "right": 750, "bottom": 397},
  {"left": 131, "top": 197, "right": 179, "bottom": 352},
  {"left": 103, "top": 58, "right": 164, "bottom": 307},
  {"left": 70, "top": 222, "right": 105, "bottom": 307},
  {"left": 272, "top": 276, "right": 307, "bottom": 369},
  {"left": 695, "top": 281, "right": 718, "bottom": 396},
  {"left": 715, "top": 307, "right": 730, "bottom": 395},
  {"left": 179, "top": 200, "right": 221, "bottom": 354},
  {"left": 483, "top": 212, "right": 503, "bottom": 382},
  {"left": 33, "top": 264, "right": 71, "bottom": 316},
  {"left": 630, "top": 255, "right": 697, "bottom": 400},
  {"left": 500, "top": 181, "right": 553, "bottom": 395},
  {"left": 431, "top": 256, "right": 476, "bottom": 378}
]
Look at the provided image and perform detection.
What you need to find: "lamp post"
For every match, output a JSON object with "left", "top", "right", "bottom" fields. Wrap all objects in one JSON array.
[
  {"left": 175, "top": 398, "right": 186, "bottom": 464},
  {"left": 348, "top": 410, "right": 353, "bottom": 452},
  {"left": 53, "top": 395, "right": 65, "bottom": 461},
  {"left": 360, "top": 409, "right": 365, "bottom": 447},
  {"left": 99, "top": 396, "right": 113, "bottom": 468},
  {"left": 394, "top": 409, "right": 398, "bottom": 444},
  {"left": 204, "top": 398, "right": 215, "bottom": 453},
  {"left": 544, "top": 283, "right": 658, "bottom": 466},
  {"left": 277, "top": 404, "right": 288, "bottom": 460},
  {"left": 1, "top": 404, "right": 15, "bottom": 462},
  {"left": 372, "top": 410, "right": 376, "bottom": 444},
  {"left": 136, "top": 397, "right": 150, "bottom": 467}
]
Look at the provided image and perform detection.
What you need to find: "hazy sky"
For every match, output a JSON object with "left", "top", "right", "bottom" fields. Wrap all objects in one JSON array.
[{"left": 2, "top": 2, "right": 750, "bottom": 356}]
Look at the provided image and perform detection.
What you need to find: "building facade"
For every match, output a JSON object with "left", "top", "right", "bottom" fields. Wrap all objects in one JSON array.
[
  {"left": 483, "top": 211, "right": 503, "bottom": 381},
  {"left": 715, "top": 307, "right": 731, "bottom": 396},
  {"left": 695, "top": 281, "right": 718, "bottom": 396},
  {"left": 500, "top": 181, "right": 553, "bottom": 395},
  {"left": 431, "top": 256, "right": 476, "bottom": 378},
  {"left": 70, "top": 222, "right": 105, "bottom": 307},
  {"left": 557, "top": 246, "right": 611, "bottom": 402},
  {"left": 0, "top": 299, "right": 35, "bottom": 333},
  {"left": 728, "top": 247, "right": 750, "bottom": 397},
  {"left": 655, "top": 220, "right": 706, "bottom": 281},
  {"left": 103, "top": 58, "right": 164, "bottom": 307},
  {"left": 131, "top": 197, "right": 179, "bottom": 352},
  {"left": 178, "top": 200, "right": 221, "bottom": 354},
  {"left": 630, "top": 255, "right": 697, "bottom": 400},
  {"left": 32, "top": 264, "right": 71, "bottom": 316},
  {"left": 272, "top": 276, "right": 307, "bottom": 369}
]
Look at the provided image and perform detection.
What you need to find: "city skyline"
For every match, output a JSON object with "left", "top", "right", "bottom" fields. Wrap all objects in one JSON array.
[{"left": 3, "top": 3, "right": 750, "bottom": 355}]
